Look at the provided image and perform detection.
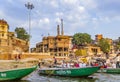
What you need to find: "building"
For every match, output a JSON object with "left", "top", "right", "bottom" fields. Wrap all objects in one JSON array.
[
  {"left": 35, "top": 19, "right": 72, "bottom": 57},
  {"left": 113, "top": 37, "right": 120, "bottom": 52},
  {"left": 95, "top": 34, "right": 103, "bottom": 41},
  {"left": 0, "top": 19, "right": 29, "bottom": 57},
  {"left": 36, "top": 35, "right": 72, "bottom": 56},
  {"left": 85, "top": 46, "right": 102, "bottom": 56},
  {"left": 72, "top": 44, "right": 102, "bottom": 56}
]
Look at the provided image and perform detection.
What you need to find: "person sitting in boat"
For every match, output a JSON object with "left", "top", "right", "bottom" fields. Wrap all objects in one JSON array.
[
  {"left": 93, "top": 62, "right": 99, "bottom": 66},
  {"left": 79, "top": 62, "right": 83, "bottom": 67},
  {"left": 66, "top": 62, "right": 71, "bottom": 68},
  {"left": 90, "top": 62, "right": 94, "bottom": 66},
  {"left": 99, "top": 62, "right": 105, "bottom": 68},
  {"left": 82, "top": 62, "right": 86, "bottom": 67},
  {"left": 103, "top": 62, "right": 107, "bottom": 68},
  {"left": 74, "top": 62, "right": 79, "bottom": 68},
  {"left": 78, "top": 61, "right": 86, "bottom": 67},
  {"left": 106, "top": 58, "right": 111, "bottom": 67},
  {"left": 62, "top": 62, "right": 67, "bottom": 68},
  {"left": 111, "top": 62, "right": 116, "bottom": 68}
]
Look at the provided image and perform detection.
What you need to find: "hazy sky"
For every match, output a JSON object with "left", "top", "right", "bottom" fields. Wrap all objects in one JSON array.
[{"left": 0, "top": 0, "right": 120, "bottom": 47}]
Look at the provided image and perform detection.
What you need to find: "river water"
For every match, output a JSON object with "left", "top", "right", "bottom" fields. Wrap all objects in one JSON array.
[{"left": 2, "top": 71, "right": 120, "bottom": 82}]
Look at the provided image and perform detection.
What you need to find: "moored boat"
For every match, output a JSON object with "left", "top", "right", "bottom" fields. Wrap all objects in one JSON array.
[
  {"left": 98, "top": 68, "right": 120, "bottom": 74},
  {"left": 0, "top": 65, "right": 37, "bottom": 81},
  {"left": 0, "top": 59, "right": 38, "bottom": 81},
  {"left": 38, "top": 66, "right": 100, "bottom": 77}
]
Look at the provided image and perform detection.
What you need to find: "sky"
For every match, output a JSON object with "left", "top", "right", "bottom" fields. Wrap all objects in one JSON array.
[{"left": 0, "top": 0, "right": 120, "bottom": 48}]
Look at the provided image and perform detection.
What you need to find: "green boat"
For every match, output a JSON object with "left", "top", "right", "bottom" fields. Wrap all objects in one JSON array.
[
  {"left": 0, "top": 65, "right": 37, "bottom": 81},
  {"left": 0, "top": 59, "right": 38, "bottom": 81},
  {"left": 98, "top": 68, "right": 120, "bottom": 74},
  {"left": 39, "top": 66, "right": 100, "bottom": 77}
]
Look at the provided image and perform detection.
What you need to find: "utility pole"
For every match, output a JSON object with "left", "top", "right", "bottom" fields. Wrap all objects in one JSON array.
[{"left": 25, "top": 2, "right": 34, "bottom": 53}]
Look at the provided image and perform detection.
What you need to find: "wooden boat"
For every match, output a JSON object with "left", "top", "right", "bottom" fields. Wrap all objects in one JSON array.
[
  {"left": 38, "top": 66, "right": 100, "bottom": 77},
  {"left": 0, "top": 60, "right": 38, "bottom": 81},
  {"left": 98, "top": 68, "right": 120, "bottom": 74},
  {"left": 0, "top": 65, "right": 37, "bottom": 81}
]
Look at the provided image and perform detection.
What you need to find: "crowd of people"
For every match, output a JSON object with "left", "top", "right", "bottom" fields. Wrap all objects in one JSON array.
[
  {"left": 38, "top": 54, "right": 120, "bottom": 69},
  {"left": 103, "top": 58, "right": 120, "bottom": 68},
  {"left": 53, "top": 57, "right": 101, "bottom": 68}
]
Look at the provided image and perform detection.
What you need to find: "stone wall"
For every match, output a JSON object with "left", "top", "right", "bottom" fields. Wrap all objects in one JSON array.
[{"left": 0, "top": 52, "right": 68, "bottom": 61}]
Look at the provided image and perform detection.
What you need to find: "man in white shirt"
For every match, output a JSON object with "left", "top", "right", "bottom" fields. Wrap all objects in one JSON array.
[
  {"left": 79, "top": 62, "right": 83, "bottom": 67},
  {"left": 111, "top": 62, "right": 116, "bottom": 68}
]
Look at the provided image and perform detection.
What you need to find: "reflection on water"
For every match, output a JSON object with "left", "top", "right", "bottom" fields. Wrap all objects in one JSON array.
[
  {"left": 27, "top": 71, "right": 120, "bottom": 82},
  {"left": 37, "top": 75, "right": 96, "bottom": 82},
  {"left": 92, "top": 73, "right": 120, "bottom": 82},
  {"left": 1, "top": 71, "right": 120, "bottom": 82},
  {"left": 0, "top": 80, "right": 29, "bottom": 82}
]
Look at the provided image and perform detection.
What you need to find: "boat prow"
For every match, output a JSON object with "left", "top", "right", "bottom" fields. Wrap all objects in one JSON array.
[{"left": 98, "top": 68, "right": 120, "bottom": 74}]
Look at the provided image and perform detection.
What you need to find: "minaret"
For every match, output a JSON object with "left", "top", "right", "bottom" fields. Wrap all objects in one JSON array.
[
  {"left": 61, "top": 19, "right": 64, "bottom": 35},
  {"left": 57, "top": 25, "right": 60, "bottom": 35}
]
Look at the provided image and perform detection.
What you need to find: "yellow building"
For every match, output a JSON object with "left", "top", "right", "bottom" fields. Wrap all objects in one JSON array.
[
  {"left": 0, "top": 19, "right": 29, "bottom": 58},
  {"left": 85, "top": 46, "right": 102, "bottom": 56},
  {"left": 72, "top": 45, "right": 102, "bottom": 56},
  {"left": 35, "top": 23, "right": 72, "bottom": 57},
  {"left": 95, "top": 34, "right": 103, "bottom": 41},
  {"left": 36, "top": 35, "right": 72, "bottom": 57}
]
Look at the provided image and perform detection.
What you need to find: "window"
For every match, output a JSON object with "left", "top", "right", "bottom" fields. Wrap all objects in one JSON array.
[
  {"left": 2, "top": 27, "right": 4, "bottom": 30},
  {"left": 2, "top": 33, "right": 4, "bottom": 37},
  {"left": 64, "top": 54, "right": 66, "bottom": 56},
  {"left": 1, "top": 26, "right": 4, "bottom": 30},
  {"left": 58, "top": 38, "right": 61, "bottom": 41},
  {"left": 59, "top": 53, "right": 61, "bottom": 56}
]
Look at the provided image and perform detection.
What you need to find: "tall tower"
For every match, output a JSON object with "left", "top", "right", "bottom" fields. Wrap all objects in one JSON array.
[
  {"left": 0, "top": 19, "right": 10, "bottom": 55},
  {"left": 57, "top": 25, "right": 60, "bottom": 35},
  {"left": 95, "top": 34, "right": 103, "bottom": 41},
  {"left": 61, "top": 19, "right": 64, "bottom": 35},
  {"left": 0, "top": 19, "right": 9, "bottom": 39}
]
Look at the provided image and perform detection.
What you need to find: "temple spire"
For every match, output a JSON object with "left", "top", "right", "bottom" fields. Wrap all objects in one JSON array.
[
  {"left": 57, "top": 25, "right": 60, "bottom": 35},
  {"left": 61, "top": 19, "right": 64, "bottom": 35}
]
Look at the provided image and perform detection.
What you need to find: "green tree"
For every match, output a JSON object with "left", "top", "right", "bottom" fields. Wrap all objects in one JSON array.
[
  {"left": 15, "top": 27, "right": 30, "bottom": 41},
  {"left": 98, "top": 38, "right": 110, "bottom": 59},
  {"left": 72, "top": 33, "right": 92, "bottom": 46},
  {"left": 115, "top": 41, "right": 120, "bottom": 51}
]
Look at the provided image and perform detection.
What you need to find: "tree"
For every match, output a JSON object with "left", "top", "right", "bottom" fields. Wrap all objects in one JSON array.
[
  {"left": 115, "top": 41, "right": 120, "bottom": 52},
  {"left": 15, "top": 27, "right": 30, "bottom": 41},
  {"left": 97, "top": 38, "right": 110, "bottom": 59},
  {"left": 72, "top": 33, "right": 92, "bottom": 47}
]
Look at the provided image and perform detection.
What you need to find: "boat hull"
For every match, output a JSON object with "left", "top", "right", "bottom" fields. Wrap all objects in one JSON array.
[
  {"left": 0, "top": 66, "right": 37, "bottom": 81},
  {"left": 98, "top": 68, "right": 120, "bottom": 74},
  {"left": 39, "top": 66, "right": 100, "bottom": 77}
]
